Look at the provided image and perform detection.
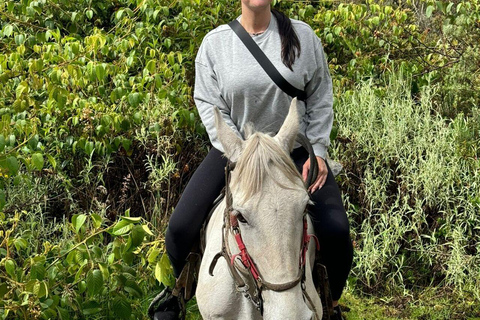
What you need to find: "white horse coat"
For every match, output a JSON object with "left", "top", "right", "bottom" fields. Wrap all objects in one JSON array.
[{"left": 196, "top": 99, "right": 322, "bottom": 320}]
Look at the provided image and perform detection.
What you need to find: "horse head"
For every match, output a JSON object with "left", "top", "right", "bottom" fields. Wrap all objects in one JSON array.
[{"left": 209, "top": 98, "right": 320, "bottom": 320}]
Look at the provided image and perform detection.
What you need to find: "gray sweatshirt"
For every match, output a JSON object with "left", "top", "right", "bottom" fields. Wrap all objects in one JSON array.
[{"left": 194, "top": 13, "right": 333, "bottom": 159}]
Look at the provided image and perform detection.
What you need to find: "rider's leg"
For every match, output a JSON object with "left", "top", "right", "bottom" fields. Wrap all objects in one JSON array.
[
  {"left": 151, "top": 148, "right": 227, "bottom": 319},
  {"left": 166, "top": 147, "right": 227, "bottom": 277},
  {"left": 291, "top": 147, "right": 354, "bottom": 304}
]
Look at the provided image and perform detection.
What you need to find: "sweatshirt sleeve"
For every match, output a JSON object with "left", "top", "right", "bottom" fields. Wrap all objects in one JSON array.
[
  {"left": 304, "top": 39, "right": 333, "bottom": 160},
  {"left": 194, "top": 39, "right": 241, "bottom": 153}
]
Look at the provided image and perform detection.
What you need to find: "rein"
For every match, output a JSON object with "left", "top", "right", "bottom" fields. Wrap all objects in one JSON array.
[{"left": 208, "top": 135, "right": 320, "bottom": 316}]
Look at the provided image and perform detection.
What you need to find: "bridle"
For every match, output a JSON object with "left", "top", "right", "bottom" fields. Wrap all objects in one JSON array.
[{"left": 209, "top": 135, "right": 321, "bottom": 316}]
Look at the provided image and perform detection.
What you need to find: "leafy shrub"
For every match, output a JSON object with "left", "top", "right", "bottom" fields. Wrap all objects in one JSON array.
[
  {"left": 332, "top": 69, "right": 480, "bottom": 299},
  {"left": 0, "top": 209, "right": 172, "bottom": 320},
  {"left": 1, "top": 0, "right": 479, "bottom": 317}
]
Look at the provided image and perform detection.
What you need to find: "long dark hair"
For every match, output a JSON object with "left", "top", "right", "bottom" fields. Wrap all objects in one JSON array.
[{"left": 271, "top": 8, "right": 301, "bottom": 71}]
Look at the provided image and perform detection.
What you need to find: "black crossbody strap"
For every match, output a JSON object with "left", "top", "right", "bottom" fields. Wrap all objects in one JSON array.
[{"left": 229, "top": 19, "right": 307, "bottom": 101}]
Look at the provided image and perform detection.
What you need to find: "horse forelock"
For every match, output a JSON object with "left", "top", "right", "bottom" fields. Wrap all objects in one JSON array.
[{"left": 232, "top": 131, "right": 305, "bottom": 203}]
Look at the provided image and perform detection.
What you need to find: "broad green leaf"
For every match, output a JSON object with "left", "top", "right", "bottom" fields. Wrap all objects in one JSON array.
[
  {"left": 47, "top": 154, "right": 57, "bottom": 170},
  {"left": 122, "top": 138, "right": 132, "bottom": 152},
  {"left": 127, "top": 92, "right": 140, "bottom": 107},
  {"left": 34, "top": 280, "right": 48, "bottom": 298},
  {"left": 72, "top": 214, "right": 87, "bottom": 233},
  {"left": 126, "top": 56, "right": 134, "bottom": 67},
  {"left": 4, "top": 25, "right": 13, "bottom": 37},
  {"left": 6, "top": 156, "right": 19, "bottom": 175},
  {"left": 159, "top": 253, "right": 174, "bottom": 287},
  {"left": 446, "top": 2, "right": 454, "bottom": 13},
  {"left": 92, "top": 245, "right": 102, "bottom": 258},
  {"left": 86, "top": 269, "right": 103, "bottom": 297},
  {"left": 30, "top": 262, "right": 46, "bottom": 280},
  {"left": 28, "top": 136, "right": 38, "bottom": 150},
  {"left": 91, "top": 213, "right": 102, "bottom": 228},
  {"left": 8, "top": 134, "right": 15, "bottom": 146},
  {"left": 82, "top": 300, "right": 102, "bottom": 315},
  {"left": 41, "top": 308, "right": 57, "bottom": 319},
  {"left": 96, "top": 64, "right": 105, "bottom": 81},
  {"left": 167, "top": 53, "right": 175, "bottom": 66},
  {"left": 66, "top": 250, "right": 76, "bottom": 265},
  {"left": 116, "top": 9, "right": 124, "bottom": 20},
  {"left": 5, "top": 259, "right": 15, "bottom": 277},
  {"left": 131, "top": 225, "right": 145, "bottom": 247},
  {"left": 112, "top": 219, "right": 134, "bottom": 235},
  {"left": 124, "top": 279, "right": 143, "bottom": 297},
  {"left": 122, "top": 216, "right": 141, "bottom": 223},
  {"left": 122, "top": 251, "right": 134, "bottom": 265},
  {"left": 14, "top": 34, "right": 25, "bottom": 46},
  {"left": 120, "top": 119, "right": 130, "bottom": 131},
  {"left": 148, "top": 248, "right": 160, "bottom": 264},
  {"left": 124, "top": 236, "right": 133, "bottom": 253},
  {"left": 25, "top": 279, "right": 36, "bottom": 292},
  {"left": 78, "top": 280, "right": 87, "bottom": 294},
  {"left": 146, "top": 60, "right": 156, "bottom": 74},
  {"left": 142, "top": 224, "right": 154, "bottom": 236},
  {"left": 173, "top": 63, "right": 180, "bottom": 73},
  {"left": 164, "top": 38, "right": 171, "bottom": 49},
  {"left": 426, "top": 5, "right": 434, "bottom": 18},
  {"left": 85, "top": 141, "right": 94, "bottom": 155},
  {"left": 133, "top": 112, "right": 142, "bottom": 124},
  {"left": 32, "top": 153, "right": 44, "bottom": 170},
  {"left": 156, "top": 254, "right": 173, "bottom": 286},
  {"left": 0, "top": 135, "right": 5, "bottom": 152},
  {"left": 98, "top": 262, "right": 110, "bottom": 280},
  {"left": 14, "top": 238, "right": 27, "bottom": 252},
  {"left": 16, "top": 81, "right": 28, "bottom": 98},
  {"left": 57, "top": 306, "right": 70, "bottom": 320},
  {"left": 113, "top": 296, "right": 132, "bottom": 319}
]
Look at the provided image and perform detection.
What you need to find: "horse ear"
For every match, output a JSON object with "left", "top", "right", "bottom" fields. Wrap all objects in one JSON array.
[
  {"left": 275, "top": 98, "right": 300, "bottom": 153},
  {"left": 213, "top": 107, "right": 243, "bottom": 162}
]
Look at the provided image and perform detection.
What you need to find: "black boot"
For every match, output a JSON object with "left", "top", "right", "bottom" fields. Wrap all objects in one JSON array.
[
  {"left": 148, "top": 287, "right": 183, "bottom": 320},
  {"left": 331, "top": 305, "right": 344, "bottom": 320}
]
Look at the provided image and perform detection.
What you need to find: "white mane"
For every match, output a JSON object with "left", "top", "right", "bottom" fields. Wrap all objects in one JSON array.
[{"left": 233, "top": 130, "right": 305, "bottom": 202}]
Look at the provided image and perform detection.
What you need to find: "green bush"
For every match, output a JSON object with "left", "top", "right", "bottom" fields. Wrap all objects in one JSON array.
[
  {"left": 332, "top": 69, "right": 480, "bottom": 298},
  {"left": 0, "top": 209, "right": 172, "bottom": 319},
  {"left": 1, "top": 0, "right": 479, "bottom": 318}
]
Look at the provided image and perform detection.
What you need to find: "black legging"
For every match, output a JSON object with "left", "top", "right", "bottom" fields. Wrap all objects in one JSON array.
[{"left": 166, "top": 147, "right": 353, "bottom": 301}]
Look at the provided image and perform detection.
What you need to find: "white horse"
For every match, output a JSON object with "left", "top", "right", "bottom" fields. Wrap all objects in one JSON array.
[{"left": 196, "top": 98, "right": 322, "bottom": 320}]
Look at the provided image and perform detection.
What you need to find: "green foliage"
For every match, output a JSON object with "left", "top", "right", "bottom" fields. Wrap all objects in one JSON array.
[
  {"left": 0, "top": 0, "right": 479, "bottom": 318},
  {"left": 332, "top": 69, "right": 480, "bottom": 299},
  {"left": 0, "top": 210, "right": 172, "bottom": 320},
  {"left": 0, "top": 0, "right": 218, "bottom": 185}
]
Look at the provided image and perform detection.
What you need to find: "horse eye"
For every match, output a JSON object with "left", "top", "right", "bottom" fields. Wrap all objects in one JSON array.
[{"left": 236, "top": 213, "right": 248, "bottom": 224}]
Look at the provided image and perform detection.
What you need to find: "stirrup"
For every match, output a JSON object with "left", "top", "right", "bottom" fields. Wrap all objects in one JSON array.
[
  {"left": 148, "top": 286, "right": 185, "bottom": 320},
  {"left": 148, "top": 252, "right": 200, "bottom": 320},
  {"left": 312, "top": 252, "right": 335, "bottom": 320},
  {"left": 172, "top": 252, "right": 201, "bottom": 301}
]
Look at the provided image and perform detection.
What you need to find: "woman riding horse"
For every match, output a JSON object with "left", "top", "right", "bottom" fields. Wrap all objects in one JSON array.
[{"left": 155, "top": 1, "right": 353, "bottom": 319}]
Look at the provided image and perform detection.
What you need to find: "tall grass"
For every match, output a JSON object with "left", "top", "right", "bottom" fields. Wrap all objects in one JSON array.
[{"left": 332, "top": 70, "right": 480, "bottom": 299}]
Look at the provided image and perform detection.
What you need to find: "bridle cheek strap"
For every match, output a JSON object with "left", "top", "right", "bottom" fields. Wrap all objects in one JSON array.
[
  {"left": 301, "top": 217, "right": 320, "bottom": 267},
  {"left": 232, "top": 231, "right": 261, "bottom": 281}
]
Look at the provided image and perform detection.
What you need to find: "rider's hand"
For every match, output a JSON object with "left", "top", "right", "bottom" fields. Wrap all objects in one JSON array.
[{"left": 302, "top": 156, "right": 328, "bottom": 193}]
